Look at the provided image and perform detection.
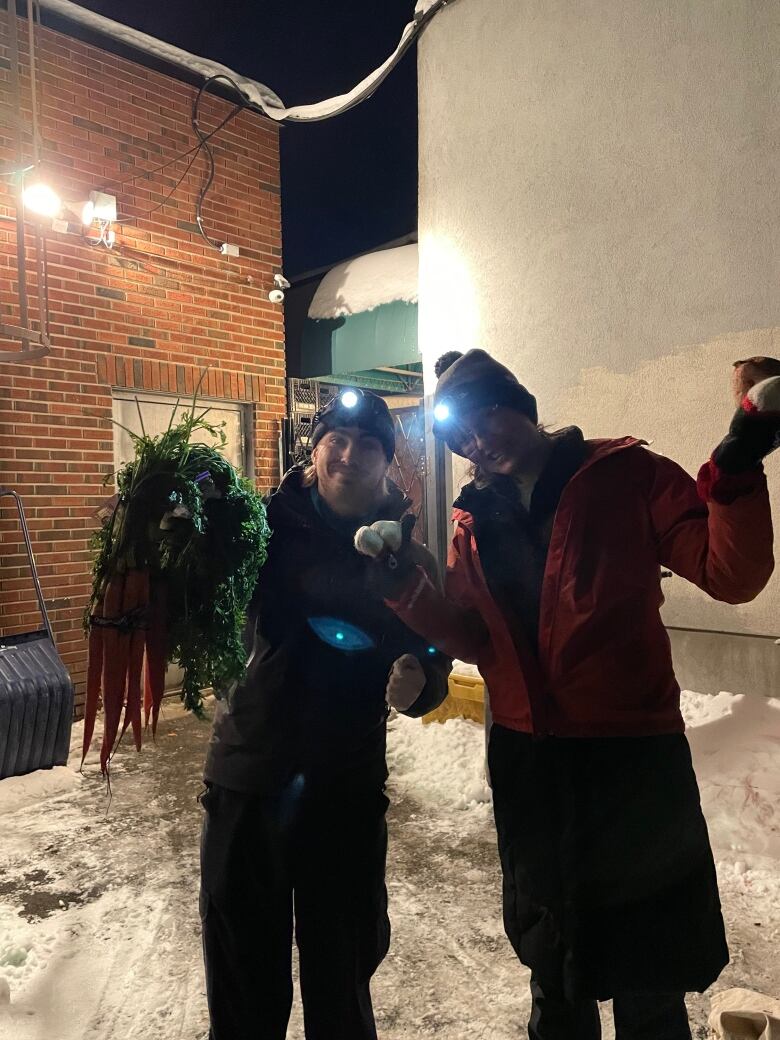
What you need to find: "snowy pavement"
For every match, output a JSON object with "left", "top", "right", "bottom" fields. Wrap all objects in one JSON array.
[{"left": 0, "top": 691, "right": 778, "bottom": 1039}]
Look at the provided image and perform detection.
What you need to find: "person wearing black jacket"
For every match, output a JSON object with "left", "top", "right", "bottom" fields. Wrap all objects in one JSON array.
[{"left": 201, "top": 388, "right": 451, "bottom": 1040}]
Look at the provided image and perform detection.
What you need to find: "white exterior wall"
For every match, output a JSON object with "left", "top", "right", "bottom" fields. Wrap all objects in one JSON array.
[{"left": 418, "top": 0, "right": 779, "bottom": 649}]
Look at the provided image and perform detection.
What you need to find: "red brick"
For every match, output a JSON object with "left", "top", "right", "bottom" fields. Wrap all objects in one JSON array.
[{"left": 0, "top": 13, "right": 286, "bottom": 710}]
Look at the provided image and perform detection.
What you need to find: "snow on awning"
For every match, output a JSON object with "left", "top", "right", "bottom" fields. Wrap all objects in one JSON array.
[
  {"left": 309, "top": 244, "right": 418, "bottom": 320},
  {"left": 299, "top": 245, "right": 419, "bottom": 379}
]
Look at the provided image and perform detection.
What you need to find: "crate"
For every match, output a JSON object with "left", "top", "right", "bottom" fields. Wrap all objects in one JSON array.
[{"left": 423, "top": 671, "right": 485, "bottom": 725}]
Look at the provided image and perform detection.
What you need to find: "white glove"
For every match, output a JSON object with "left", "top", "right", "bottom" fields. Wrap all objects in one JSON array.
[
  {"left": 386, "top": 654, "right": 427, "bottom": 711},
  {"left": 354, "top": 520, "right": 403, "bottom": 558}
]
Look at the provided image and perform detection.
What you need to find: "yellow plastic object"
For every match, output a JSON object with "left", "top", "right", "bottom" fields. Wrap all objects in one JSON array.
[{"left": 423, "top": 672, "right": 485, "bottom": 725}]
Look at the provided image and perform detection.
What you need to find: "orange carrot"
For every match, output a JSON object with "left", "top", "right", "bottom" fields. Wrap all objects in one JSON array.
[
  {"left": 144, "top": 580, "right": 168, "bottom": 737},
  {"left": 81, "top": 591, "right": 104, "bottom": 767},
  {"left": 121, "top": 569, "right": 150, "bottom": 752},
  {"left": 100, "top": 571, "right": 127, "bottom": 775}
]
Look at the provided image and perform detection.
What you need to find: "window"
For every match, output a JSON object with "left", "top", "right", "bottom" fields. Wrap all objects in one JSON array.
[
  {"left": 111, "top": 391, "right": 252, "bottom": 692},
  {"left": 112, "top": 392, "right": 250, "bottom": 477}
]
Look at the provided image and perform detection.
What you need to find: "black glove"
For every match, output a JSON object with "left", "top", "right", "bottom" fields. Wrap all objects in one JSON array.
[{"left": 712, "top": 377, "right": 780, "bottom": 474}]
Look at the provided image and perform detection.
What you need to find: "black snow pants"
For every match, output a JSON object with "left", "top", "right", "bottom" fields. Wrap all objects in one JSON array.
[
  {"left": 489, "top": 724, "right": 727, "bottom": 1037},
  {"left": 528, "top": 977, "right": 691, "bottom": 1040},
  {"left": 200, "top": 775, "right": 390, "bottom": 1040}
]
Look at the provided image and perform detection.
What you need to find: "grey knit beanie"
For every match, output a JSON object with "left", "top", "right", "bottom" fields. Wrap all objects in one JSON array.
[{"left": 432, "top": 350, "right": 537, "bottom": 452}]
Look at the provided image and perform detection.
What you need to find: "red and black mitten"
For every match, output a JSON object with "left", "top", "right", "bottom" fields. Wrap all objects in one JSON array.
[
  {"left": 699, "top": 375, "right": 780, "bottom": 502},
  {"left": 712, "top": 376, "right": 780, "bottom": 474}
]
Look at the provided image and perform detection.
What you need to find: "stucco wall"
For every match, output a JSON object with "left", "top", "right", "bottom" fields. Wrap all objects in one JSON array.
[{"left": 418, "top": 0, "right": 779, "bottom": 651}]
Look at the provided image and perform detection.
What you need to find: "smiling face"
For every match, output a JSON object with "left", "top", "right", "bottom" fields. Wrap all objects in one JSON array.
[
  {"left": 455, "top": 405, "right": 544, "bottom": 476},
  {"left": 312, "top": 426, "right": 389, "bottom": 515}
]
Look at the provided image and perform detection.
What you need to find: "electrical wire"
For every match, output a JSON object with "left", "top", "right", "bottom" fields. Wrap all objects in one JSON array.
[
  {"left": 114, "top": 84, "right": 244, "bottom": 227},
  {"left": 191, "top": 76, "right": 235, "bottom": 251},
  {"left": 63, "top": 1, "right": 453, "bottom": 243},
  {"left": 103, "top": 98, "right": 245, "bottom": 194},
  {"left": 261, "top": 0, "right": 452, "bottom": 123},
  {"left": 114, "top": 147, "right": 202, "bottom": 225}
]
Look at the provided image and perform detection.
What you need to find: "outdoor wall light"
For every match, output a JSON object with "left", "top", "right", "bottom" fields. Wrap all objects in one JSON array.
[
  {"left": 22, "top": 178, "right": 117, "bottom": 229},
  {"left": 22, "top": 180, "right": 62, "bottom": 219},
  {"left": 80, "top": 190, "right": 117, "bottom": 226}
]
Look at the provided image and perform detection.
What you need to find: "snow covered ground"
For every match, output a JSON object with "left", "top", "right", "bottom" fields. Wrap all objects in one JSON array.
[{"left": 0, "top": 690, "right": 778, "bottom": 1039}]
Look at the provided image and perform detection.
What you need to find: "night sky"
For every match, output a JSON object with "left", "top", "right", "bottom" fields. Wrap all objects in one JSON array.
[{"left": 74, "top": 0, "right": 419, "bottom": 277}]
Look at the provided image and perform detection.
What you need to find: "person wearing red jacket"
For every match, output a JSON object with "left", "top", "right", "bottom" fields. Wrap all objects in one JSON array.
[{"left": 357, "top": 350, "right": 778, "bottom": 1040}]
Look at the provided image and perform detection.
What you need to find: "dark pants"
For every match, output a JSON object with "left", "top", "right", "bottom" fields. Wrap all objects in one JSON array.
[
  {"left": 529, "top": 978, "right": 691, "bottom": 1039},
  {"left": 200, "top": 777, "right": 390, "bottom": 1040},
  {"left": 489, "top": 725, "right": 727, "bottom": 1001}
]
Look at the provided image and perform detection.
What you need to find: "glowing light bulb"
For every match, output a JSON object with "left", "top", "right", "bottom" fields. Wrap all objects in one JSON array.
[
  {"left": 434, "top": 403, "right": 451, "bottom": 422},
  {"left": 22, "top": 182, "right": 61, "bottom": 219},
  {"left": 341, "top": 390, "right": 359, "bottom": 409}
]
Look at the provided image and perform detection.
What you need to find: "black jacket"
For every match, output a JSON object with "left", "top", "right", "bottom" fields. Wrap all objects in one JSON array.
[
  {"left": 205, "top": 468, "right": 451, "bottom": 794},
  {"left": 455, "top": 427, "right": 587, "bottom": 651}
]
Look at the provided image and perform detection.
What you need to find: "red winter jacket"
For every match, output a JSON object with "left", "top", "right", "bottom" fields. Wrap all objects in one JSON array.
[{"left": 391, "top": 439, "right": 774, "bottom": 737}]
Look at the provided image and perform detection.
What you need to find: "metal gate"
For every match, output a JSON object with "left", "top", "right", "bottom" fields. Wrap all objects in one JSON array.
[{"left": 388, "top": 404, "right": 428, "bottom": 544}]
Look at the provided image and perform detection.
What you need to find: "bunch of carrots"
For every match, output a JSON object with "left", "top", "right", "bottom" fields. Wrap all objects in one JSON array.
[
  {"left": 82, "top": 395, "right": 269, "bottom": 775},
  {"left": 83, "top": 569, "right": 167, "bottom": 774}
]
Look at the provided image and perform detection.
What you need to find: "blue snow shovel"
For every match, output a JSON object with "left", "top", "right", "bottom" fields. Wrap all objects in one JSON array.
[{"left": 0, "top": 487, "right": 74, "bottom": 779}]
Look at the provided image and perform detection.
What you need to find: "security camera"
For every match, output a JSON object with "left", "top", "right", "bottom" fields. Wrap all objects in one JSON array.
[
  {"left": 273, "top": 273, "right": 291, "bottom": 290},
  {"left": 268, "top": 288, "right": 285, "bottom": 304}
]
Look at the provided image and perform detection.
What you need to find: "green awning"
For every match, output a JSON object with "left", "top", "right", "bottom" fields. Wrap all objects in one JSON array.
[{"left": 300, "top": 300, "right": 418, "bottom": 379}]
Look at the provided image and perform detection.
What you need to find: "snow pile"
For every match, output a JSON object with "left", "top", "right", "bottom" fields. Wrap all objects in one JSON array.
[
  {"left": 387, "top": 689, "right": 780, "bottom": 864},
  {"left": 387, "top": 712, "right": 490, "bottom": 813},
  {"left": 0, "top": 720, "right": 90, "bottom": 816},
  {"left": 0, "top": 768, "right": 81, "bottom": 817},
  {"left": 0, "top": 885, "right": 204, "bottom": 1039},
  {"left": 451, "top": 658, "right": 481, "bottom": 678},
  {"left": 309, "top": 244, "right": 418, "bottom": 320},
  {"left": 683, "top": 691, "right": 780, "bottom": 865}
]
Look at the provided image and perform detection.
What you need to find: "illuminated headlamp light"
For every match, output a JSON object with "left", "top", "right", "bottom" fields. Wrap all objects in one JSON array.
[
  {"left": 340, "top": 389, "right": 360, "bottom": 409},
  {"left": 433, "top": 402, "right": 452, "bottom": 423}
]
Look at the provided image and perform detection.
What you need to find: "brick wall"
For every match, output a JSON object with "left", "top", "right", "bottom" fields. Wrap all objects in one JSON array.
[{"left": 0, "top": 14, "right": 285, "bottom": 713}]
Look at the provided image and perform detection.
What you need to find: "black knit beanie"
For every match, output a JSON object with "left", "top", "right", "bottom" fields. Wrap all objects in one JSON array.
[
  {"left": 311, "top": 388, "right": 396, "bottom": 462},
  {"left": 432, "top": 349, "right": 537, "bottom": 452}
]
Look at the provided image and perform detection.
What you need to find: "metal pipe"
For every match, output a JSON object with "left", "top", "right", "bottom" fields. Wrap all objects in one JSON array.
[
  {"left": 0, "top": 487, "right": 55, "bottom": 641},
  {"left": 666, "top": 625, "right": 779, "bottom": 642}
]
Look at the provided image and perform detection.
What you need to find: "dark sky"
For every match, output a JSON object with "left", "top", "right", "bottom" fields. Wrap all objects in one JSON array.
[{"left": 74, "top": 0, "right": 419, "bottom": 277}]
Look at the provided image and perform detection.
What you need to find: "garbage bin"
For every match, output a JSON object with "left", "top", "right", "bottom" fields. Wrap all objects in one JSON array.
[{"left": 0, "top": 487, "right": 74, "bottom": 779}]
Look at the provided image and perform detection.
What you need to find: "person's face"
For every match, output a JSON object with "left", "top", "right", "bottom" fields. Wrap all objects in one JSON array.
[
  {"left": 313, "top": 427, "right": 389, "bottom": 506},
  {"left": 454, "top": 406, "right": 541, "bottom": 475}
]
